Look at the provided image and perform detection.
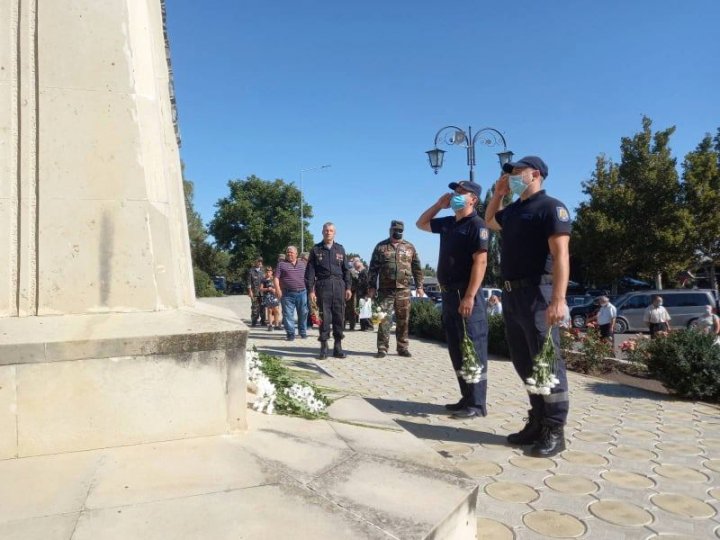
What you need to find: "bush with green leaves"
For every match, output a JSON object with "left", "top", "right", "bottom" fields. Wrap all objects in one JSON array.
[
  {"left": 193, "top": 266, "right": 221, "bottom": 297},
  {"left": 644, "top": 330, "right": 720, "bottom": 402},
  {"left": 409, "top": 300, "right": 445, "bottom": 342},
  {"left": 565, "top": 327, "right": 613, "bottom": 374},
  {"left": 487, "top": 315, "right": 509, "bottom": 357}
]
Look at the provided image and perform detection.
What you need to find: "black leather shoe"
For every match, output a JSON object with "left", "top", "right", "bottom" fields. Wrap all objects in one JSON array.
[
  {"left": 507, "top": 411, "right": 543, "bottom": 446},
  {"left": 444, "top": 400, "right": 465, "bottom": 411},
  {"left": 333, "top": 341, "right": 347, "bottom": 359},
  {"left": 451, "top": 408, "right": 485, "bottom": 419},
  {"left": 529, "top": 422, "right": 566, "bottom": 457},
  {"left": 317, "top": 342, "right": 328, "bottom": 360},
  {"left": 397, "top": 350, "right": 412, "bottom": 357},
  {"left": 375, "top": 351, "right": 387, "bottom": 358}
]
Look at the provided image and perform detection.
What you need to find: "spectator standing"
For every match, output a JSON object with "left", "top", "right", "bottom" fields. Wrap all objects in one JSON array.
[
  {"left": 246, "top": 257, "right": 266, "bottom": 327},
  {"left": 274, "top": 246, "right": 308, "bottom": 341},
  {"left": 260, "top": 267, "right": 281, "bottom": 331},
  {"left": 345, "top": 258, "right": 361, "bottom": 331},
  {"left": 485, "top": 155, "right": 571, "bottom": 458},
  {"left": 354, "top": 259, "right": 374, "bottom": 331},
  {"left": 595, "top": 296, "right": 617, "bottom": 340},
  {"left": 417, "top": 181, "right": 489, "bottom": 419},
  {"left": 305, "top": 222, "right": 352, "bottom": 359},
  {"left": 644, "top": 295, "right": 671, "bottom": 337},
  {"left": 487, "top": 294, "right": 503, "bottom": 317},
  {"left": 368, "top": 220, "right": 425, "bottom": 358},
  {"left": 695, "top": 305, "right": 720, "bottom": 337}
]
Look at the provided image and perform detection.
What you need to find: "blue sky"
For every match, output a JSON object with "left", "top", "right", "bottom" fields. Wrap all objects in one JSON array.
[{"left": 166, "top": 0, "right": 720, "bottom": 269}]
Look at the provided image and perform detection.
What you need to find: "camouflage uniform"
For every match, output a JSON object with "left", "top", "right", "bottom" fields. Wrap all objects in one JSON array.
[
  {"left": 246, "top": 264, "right": 266, "bottom": 326},
  {"left": 345, "top": 268, "right": 361, "bottom": 330},
  {"left": 368, "top": 221, "right": 423, "bottom": 354}
]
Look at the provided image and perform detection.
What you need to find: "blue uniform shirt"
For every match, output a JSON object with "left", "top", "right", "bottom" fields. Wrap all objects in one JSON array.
[
  {"left": 430, "top": 211, "right": 489, "bottom": 287},
  {"left": 495, "top": 190, "right": 571, "bottom": 280}
]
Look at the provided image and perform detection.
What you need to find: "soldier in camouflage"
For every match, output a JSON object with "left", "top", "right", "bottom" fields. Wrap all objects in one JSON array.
[
  {"left": 246, "top": 256, "right": 266, "bottom": 327},
  {"left": 368, "top": 220, "right": 424, "bottom": 358}
]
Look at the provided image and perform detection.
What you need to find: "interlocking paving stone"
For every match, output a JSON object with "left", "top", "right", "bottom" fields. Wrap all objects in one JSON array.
[
  {"left": 476, "top": 518, "right": 514, "bottom": 540},
  {"left": 600, "top": 470, "right": 656, "bottom": 490},
  {"left": 544, "top": 474, "right": 598, "bottom": 495},
  {"left": 651, "top": 493, "right": 717, "bottom": 519},
  {"left": 655, "top": 442, "right": 704, "bottom": 456},
  {"left": 238, "top": 302, "right": 720, "bottom": 540},
  {"left": 561, "top": 450, "right": 608, "bottom": 467},
  {"left": 485, "top": 481, "right": 539, "bottom": 504},
  {"left": 522, "top": 510, "right": 586, "bottom": 538},
  {"left": 508, "top": 456, "right": 556, "bottom": 472},
  {"left": 589, "top": 500, "right": 654, "bottom": 526},
  {"left": 653, "top": 464, "right": 710, "bottom": 483},
  {"left": 609, "top": 445, "right": 659, "bottom": 461}
]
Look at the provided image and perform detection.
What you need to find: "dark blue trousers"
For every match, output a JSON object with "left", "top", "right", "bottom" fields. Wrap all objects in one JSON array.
[
  {"left": 442, "top": 291, "right": 488, "bottom": 414},
  {"left": 316, "top": 277, "right": 346, "bottom": 342},
  {"left": 502, "top": 284, "right": 569, "bottom": 425}
]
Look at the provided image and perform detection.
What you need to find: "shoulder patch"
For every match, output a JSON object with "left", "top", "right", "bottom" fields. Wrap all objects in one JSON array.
[
  {"left": 556, "top": 207, "right": 570, "bottom": 222},
  {"left": 480, "top": 229, "right": 489, "bottom": 240}
]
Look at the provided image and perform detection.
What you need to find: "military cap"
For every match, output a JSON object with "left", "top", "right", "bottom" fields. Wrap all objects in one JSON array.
[{"left": 390, "top": 220, "right": 404, "bottom": 230}]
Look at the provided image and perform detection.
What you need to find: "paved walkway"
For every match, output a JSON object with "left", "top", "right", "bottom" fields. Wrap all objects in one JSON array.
[{"left": 249, "top": 315, "right": 720, "bottom": 540}]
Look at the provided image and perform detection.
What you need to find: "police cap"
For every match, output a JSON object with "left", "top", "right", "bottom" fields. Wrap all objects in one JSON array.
[
  {"left": 502, "top": 155, "right": 549, "bottom": 178},
  {"left": 448, "top": 180, "right": 482, "bottom": 197}
]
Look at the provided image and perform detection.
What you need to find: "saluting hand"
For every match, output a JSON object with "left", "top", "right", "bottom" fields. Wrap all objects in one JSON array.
[
  {"left": 494, "top": 174, "right": 510, "bottom": 197},
  {"left": 436, "top": 193, "right": 452, "bottom": 209}
]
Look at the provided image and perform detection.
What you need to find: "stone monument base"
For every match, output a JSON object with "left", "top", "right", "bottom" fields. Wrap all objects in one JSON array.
[{"left": 0, "top": 303, "right": 247, "bottom": 458}]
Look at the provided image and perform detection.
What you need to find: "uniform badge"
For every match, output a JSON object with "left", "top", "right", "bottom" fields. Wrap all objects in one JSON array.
[
  {"left": 556, "top": 207, "right": 570, "bottom": 222},
  {"left": 480, "top": 229, "right": 489, "bottom": 240},
  {"left": 335, "top": 253, "right": 344, "bottom": 261}
]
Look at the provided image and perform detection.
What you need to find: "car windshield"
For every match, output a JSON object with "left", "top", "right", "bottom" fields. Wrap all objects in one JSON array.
[{"left": 613, "top": 293, "right": 630, "bottom": 308}]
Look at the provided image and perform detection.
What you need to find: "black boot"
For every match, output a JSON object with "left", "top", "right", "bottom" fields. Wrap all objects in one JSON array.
[
  {"left": 317, "top": 341, "right": 328, "bottom": 360},
  {"left": 507, "top": 411, "right": 543, "bottom": 446},
  {"left": 530, "top": 421, "right": 566, "bottom": 457},
  {"left": 333, "top": 341, "right": 347, "bottom": 359}
]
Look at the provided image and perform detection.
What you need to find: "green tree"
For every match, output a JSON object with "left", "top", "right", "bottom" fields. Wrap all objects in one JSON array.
[
  {"left": 572, "top": 156, "right": 634, "bottom": 288},
  {"left": 183, "top": 177, "right": 223, "bottom": 297},
  {"left": 681, "top": 129, "right": 720, "bottom": 290},
  {"left": 209, "top": 175, "right": 314, "bottom": 273},
  {"left": 572, "top": 117, "right": 691, "bottom": 289},
  {"left": 422, "top": 264, "right": 436, "bottom": 277}
]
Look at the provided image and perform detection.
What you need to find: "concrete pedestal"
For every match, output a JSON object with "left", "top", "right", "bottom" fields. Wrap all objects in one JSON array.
[{"left": 0, "top": 303, "right": 248, "bottom": 458}]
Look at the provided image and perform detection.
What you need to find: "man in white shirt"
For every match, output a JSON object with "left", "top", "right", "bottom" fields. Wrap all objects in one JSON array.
[
  {"left": 643, "top": 295, "right": 671, "bottom": 337},
  {"left": 595, "top": 296, "right": 616, "bottom": 340}
]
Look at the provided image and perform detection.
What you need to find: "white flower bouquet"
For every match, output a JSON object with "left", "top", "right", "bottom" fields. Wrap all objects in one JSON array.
[
  {"left": 457, "top": 318, "right": 484, "bottom": 384},
  {"left": 525, "top": 331, "right": 560, "bottom": 395},
  {"left": 371, "top": 302, "right": 388, "bottom": 325},
  {"left": 245, "top": 347, "right": 331, "bottom": 419}
]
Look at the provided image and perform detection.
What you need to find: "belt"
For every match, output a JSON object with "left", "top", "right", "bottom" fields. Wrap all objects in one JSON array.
[
  {"left": 502, "top": 275, "right": 552, "bottom": 292},
  {"left": 438, "top": 282, "right": 467, "bottom": 293}
]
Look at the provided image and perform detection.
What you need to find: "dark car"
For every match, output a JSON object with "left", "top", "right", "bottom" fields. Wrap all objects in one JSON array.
[{"left": 569, "top": 298, "right": 601, "bottom": 328}]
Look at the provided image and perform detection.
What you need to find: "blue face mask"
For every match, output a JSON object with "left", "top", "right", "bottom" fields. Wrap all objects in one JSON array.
[
  {"left": 450, "top": 194, "right": 467, "bottom": 211},
  {"left": 509, "top": 175, "right": 529, "bottom": 196}
]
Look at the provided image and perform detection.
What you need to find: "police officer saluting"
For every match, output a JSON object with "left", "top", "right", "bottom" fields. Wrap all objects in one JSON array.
[
  {"left": 485, "top": 155, "right": 571, "bottom": 458},
  {"left": 305, "top": 222, "right": 352, "bottom": 359},
  {"left": 417, "top": 180, "right": 490, "bottom": 419}
]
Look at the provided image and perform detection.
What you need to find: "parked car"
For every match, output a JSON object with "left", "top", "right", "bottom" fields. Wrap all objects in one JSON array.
[
  {"left": 612, "top": 289, "right": 718, "bottom": 333},
  {"left": 482, "top": 288, "right": 503, "bottom": 301},
  {"left": 567, "top": 295, "right": 594, "bottom": 308},
  {"left": 570, "top": 298, "right": 601, "bottom": 328}
]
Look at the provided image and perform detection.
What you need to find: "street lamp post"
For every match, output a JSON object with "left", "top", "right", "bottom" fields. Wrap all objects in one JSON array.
[
  {"left": 300, "top": 164, "right": 331, "bottom": 254},
  {"left": 426, "top": 126, "right": 513, "bottom": 180}
]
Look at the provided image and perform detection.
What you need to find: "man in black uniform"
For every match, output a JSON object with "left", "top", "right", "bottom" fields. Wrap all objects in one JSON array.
[
  {"left": 417, "top": 180, "right": 490, "bottom": 419},
  {"left": 485, "top": 155, "right": 571, "bottom": 458},
  {"left": 246, "top": 257, "right": 266, "bottom": 327},
  {"left": 305, "top": 222, "right": 352, "bottom": 359}
]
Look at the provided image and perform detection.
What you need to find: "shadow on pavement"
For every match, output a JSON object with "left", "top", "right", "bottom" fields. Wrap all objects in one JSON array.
[
  {"left": 366, "top": 398, "right": 447, "bottom": 417},
  {"left": 584, "top": 380, "right": 674, "bottom": 400},
  {"left": 394, "top": 419, "right": 508, "bottom": 447}
]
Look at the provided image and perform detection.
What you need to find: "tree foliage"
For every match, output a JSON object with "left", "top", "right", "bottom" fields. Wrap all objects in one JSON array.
[
  {"left": 183, "top": 170, "right": 229, "bottom": 295},
  {"left": 209, "top": 175, "right": 314, "bottom": 272},
  {"left": 680, "top": 129, "right": 720, "bottom": 290},
  {"left": 572, "top": 117, "right": 692, "bottom": 288}
]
